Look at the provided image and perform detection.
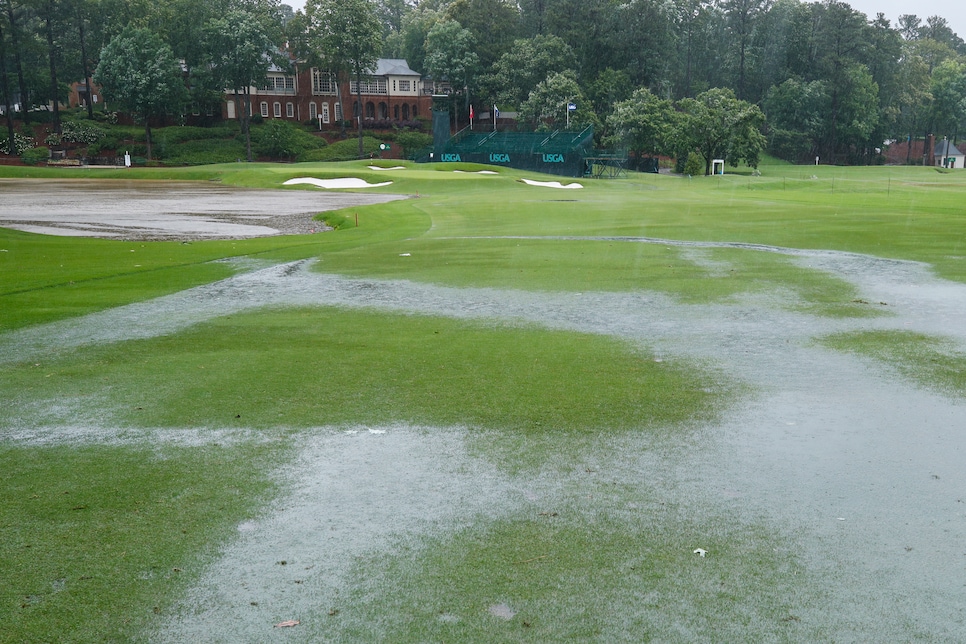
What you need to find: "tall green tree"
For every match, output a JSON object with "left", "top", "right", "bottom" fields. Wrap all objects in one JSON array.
[
  {"left": 94, "top": 26, "right": 187, "bottom": 159},
  {"left": 762, "top": 76, "right": 828, "bottom": 160},
  {"left": 604, "top": 87, "right": 676, "bottom": 158},
  {"left": 927, "top": 58, "right": 966, "bottom": 138},
  {"left": 518, "top": 69, "right": 597, "bottom": 131},
  {"left": 444, "top": 0, "right": 520, "bottom": 71},
  {"left": 675, "top": 86, "right": 766, "bottom": 174},
  {"left": 479, "top": 34, "right": 573, "bottom": 109},
  {"left": 0, "top": 9, "right": 16, "bottom": 150},
  {"left": 204, "top": 7, "right": 278, "bottom": 161},
  {"left": 303, "top": 0, "right": 381, "bottom": 158},
  {"left": 722, "top": 0, "right": 767, "bottom": 100},
  {"left": 424, "top": 19, "right": 477, "bottom": 125}
]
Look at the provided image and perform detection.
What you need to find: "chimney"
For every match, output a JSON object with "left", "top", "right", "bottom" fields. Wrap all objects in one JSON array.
[{"left": 926, "top": 134, "right": 936, "bottom": 166}]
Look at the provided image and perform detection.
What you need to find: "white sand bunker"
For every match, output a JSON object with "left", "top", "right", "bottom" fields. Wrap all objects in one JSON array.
[
  {"left": 367, "top": 165, "right": 406, "bottom": 170},
  {"left": 519, "top": 178, "right": 583, "bottom": 189},
  {"left": 453, "top": 170, "right": 499, "bottom": 174},
  {"left": 283, "top": 177, "right": 392, "bottom": 189}
]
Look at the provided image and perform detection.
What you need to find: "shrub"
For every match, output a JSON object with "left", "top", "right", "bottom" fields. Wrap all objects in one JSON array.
[
  {"left": 21, "top": 146, "right": 50, "bottom": 165},
  {"left": 61, "top": 120, "right": 105, "bottom": 144},
  {"left": 162, "top": 138, "right": 247, "bottom": 165},
  {"left": 396, "top": 131, "right": 433, "bottom": 157},
  {"left": 0, "top": 132, "right": 34, "bottom": 155},
  {"left": 297, "top": 136, "right": 383, "bottom": 162},
  {"left": 682, "top": 152, "right": 704, "bottom": 176},
  {"left": 154, "top": 125, "right": 238, "bottom": 145},
  {"left": 250, "top": 120, "right": 325, "bottom": 160}
]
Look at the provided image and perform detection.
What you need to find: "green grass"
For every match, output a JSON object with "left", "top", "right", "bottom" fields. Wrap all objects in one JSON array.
[
  {"left": 0, "top": 228, "right": 334, "bottom": 331},
  {"left": 0, "top": 442, "right": 280, "bottom": 643},
  {"left": 819, "top": 330, "right": 966, "bottom": 396},
  {"left": 0, "top": 307, "right": 728, "bottom": 437},
  {"left": 3, "top": 162, "right": 966, "bottom": 640},
  {"left": 331, "top": 515, "right": 816, "bottom": 642},
  {"left": 0, "top": 306, "right": 732, "bottom": 638}
]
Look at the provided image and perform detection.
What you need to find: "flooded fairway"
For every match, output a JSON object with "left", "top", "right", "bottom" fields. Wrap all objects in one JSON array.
[
  {"left": 2, "top": 225, "right": 966, "bottom": 639},
  {"left": 0, "top": 179, "right": 406, "bottom": 240}
]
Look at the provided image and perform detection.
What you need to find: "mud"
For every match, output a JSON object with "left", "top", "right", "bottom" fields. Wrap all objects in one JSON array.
[
  {"left": 3, "top": 229, "right": 966, "bottom": 639},
  {"left": 0, "top": 179, "right": 406, "bottom": 240}
]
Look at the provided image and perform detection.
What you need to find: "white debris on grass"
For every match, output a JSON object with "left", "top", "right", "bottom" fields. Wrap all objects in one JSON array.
[
  {"left": 518, "top": 178, "right": 583, "bottom": 189},
  {"left": 283, "top": 177, "right": 393, "bottom": 189},
  {"left": 693, "top": 548, "right": 708, "bottom": 557}
]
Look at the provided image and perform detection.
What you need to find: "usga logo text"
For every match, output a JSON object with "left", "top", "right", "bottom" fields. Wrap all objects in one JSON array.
[
  {"left": 441, "top": 153, "right": 462, "bottom": 162},
  {"left": 542, "top": 153, "right": 565, "bottom": 163},
  {"left": 489, "top": 153, "right": 510, "bottom": 163}
]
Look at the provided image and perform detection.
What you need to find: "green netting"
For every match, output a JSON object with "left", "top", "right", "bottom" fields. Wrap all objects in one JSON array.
[
  {"left": 417, "top": 127, "right": 597, "bottom": 177},
  {"left": 449, "top": 127, "right": 594, "bottom": 155}
]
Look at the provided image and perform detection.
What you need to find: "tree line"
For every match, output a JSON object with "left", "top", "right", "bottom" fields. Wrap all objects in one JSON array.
[{"left": 2, "top": 0, "right": 966, "bottom": 170}]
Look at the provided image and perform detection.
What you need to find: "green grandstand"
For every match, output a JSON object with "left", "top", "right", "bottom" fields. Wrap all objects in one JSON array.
[{"left": 420, "top": 126, "right": 598, "bottom": 178}]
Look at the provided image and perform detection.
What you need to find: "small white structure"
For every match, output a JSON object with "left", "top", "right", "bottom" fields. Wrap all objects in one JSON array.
[
  {"left": 934, "top": 140, "right": 965, "bottom": 169},
  {"left": 711, "top": 159, "right": 725, "bottom": 175}
]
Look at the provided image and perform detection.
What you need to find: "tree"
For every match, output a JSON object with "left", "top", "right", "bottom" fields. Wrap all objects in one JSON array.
[
  {"left": 303, "top": 0, "right": 381, "bottom": 159},
  {"left": 605, "top": 87, "right": 676, "bottom": 159},
  {"left": 675, "top": 87, "right": 766, "bottom": 174},
  {"left": 94, "top": 26, "right": 186, "bottom": 160},
  {"left": 204, "top": 8, "right": 277, "bottom": 161},
  {"left": 518, "top": 69, "right": 598, "bottom": 131},
  {"left": 444, "top": 0, "right": 520, "bottom": 71},
  {"left": 894, "top": 43, "right": 932, "bottom": 163},
  {"left": 0, "top": 9, "right": 15, "bottom": 151},
  {"left": 927, "top": 58, "right": 966, "bottom": 138},
  {"left": 424, "top": 19, "right": 477, "bottom": 127},
  {"left": 722, "top": 0, "right": 768, "bottom": 100},
  {"left": 480, "top": 34, "right": 575, "bottom": 109},
  {"left": 763, "top": 77, "right": 828, "bottom": 160}
]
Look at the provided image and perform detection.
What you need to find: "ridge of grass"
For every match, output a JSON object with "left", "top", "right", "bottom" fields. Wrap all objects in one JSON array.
[{"left": 819, "top": 330, "right": 966, "bottom": 396}]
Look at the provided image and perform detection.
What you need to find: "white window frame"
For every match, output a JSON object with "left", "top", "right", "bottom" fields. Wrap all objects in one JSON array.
[
  {"left": 321, "top": 102, "right": 330, "bottom": 124},
  {"left": 309, "top": 102, "right": 317, "bottom": 119},
  {"left": 260, "top": 101, "right": 269, "bottom": 118},
  {"left": 286, "top": 102, "right": 294, "bottom": 118},
  {"left": 273, "top": 102, "right": 281, "bottom": 118},
  {"left": 312, "top": 69, "right": 336, "bottom": 95}
]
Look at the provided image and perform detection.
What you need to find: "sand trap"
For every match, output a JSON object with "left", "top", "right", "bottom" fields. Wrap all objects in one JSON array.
[
  {"left": 519, "top": 178, "right": 583, "bottom": 189},
  {"left": 453, "top": 170, "right": 499, "bottom": 175},
  {"left": 283, "top": 177, "right": 393, "bottom": 189},
  {"left": 367, "top": 165, "right": 406, "bottom": 170}
]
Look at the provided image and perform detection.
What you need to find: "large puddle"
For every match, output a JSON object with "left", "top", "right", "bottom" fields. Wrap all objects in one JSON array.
[
  {"left": 3, "top": 218, "right": 966, "bottom": 637},
  {"left": 0, "top": 179, "right": 406, "bottom": 240}
]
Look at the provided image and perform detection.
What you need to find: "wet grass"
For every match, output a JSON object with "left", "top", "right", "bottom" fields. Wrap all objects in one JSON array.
[
  {"left": 0, "top": 442, "right": 279, "bottom": 643},
  {"left": 0, "top": 308, "right": 736, "bottom": 638},
  {"left": 318, "top": 237, "right": 876, "bottom": 317},
  {"left": 329, "top": 511, "right": 816, "bottom": 641},
  {"left": 0, "top": 307, "right": 729, "bottom": 437},
  {"left": 0, "top": 228, "right": 334, "bottom": 332},
  {"left": 819, "top": 330, "right": 966, "bottom": 396},
  {"left": 3, "top": 163, "right": 966, "bottom": 640}
]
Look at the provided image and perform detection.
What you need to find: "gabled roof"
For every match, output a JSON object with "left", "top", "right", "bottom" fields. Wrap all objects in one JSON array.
[
  {"left": 373, "top": 58, "right": 420, "bottom": 77},
  {"left": 934, "top": 141, "right": 964, "bottom": 156}
]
